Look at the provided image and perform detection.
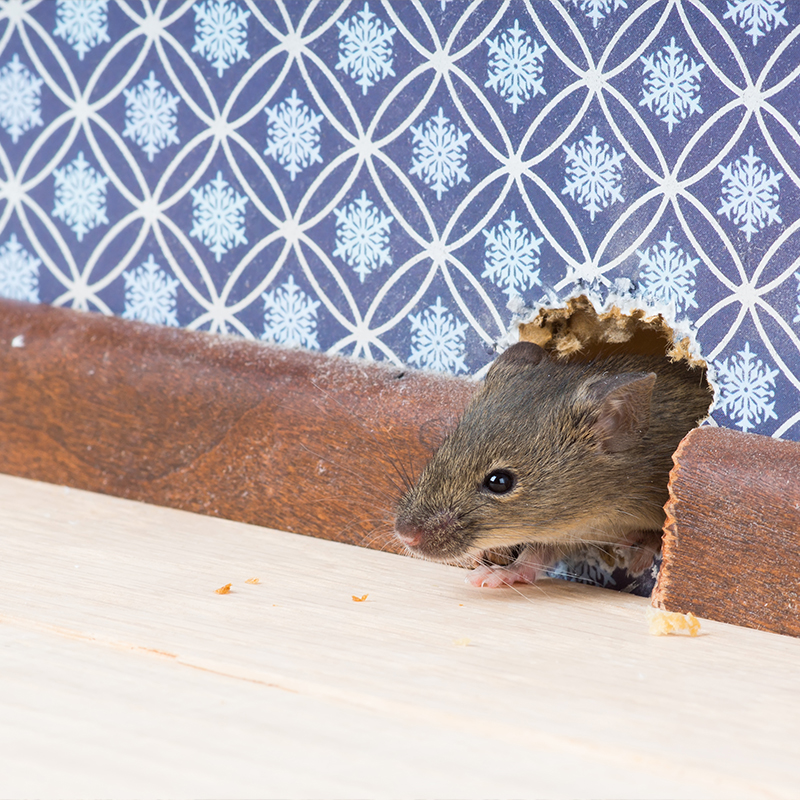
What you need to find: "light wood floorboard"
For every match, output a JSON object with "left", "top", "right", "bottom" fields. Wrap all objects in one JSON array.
[{"left": 0, "top": 474, "right": 798, "bottom": 799}]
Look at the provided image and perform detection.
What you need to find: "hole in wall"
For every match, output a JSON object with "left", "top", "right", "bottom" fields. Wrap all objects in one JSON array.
[
  {"left": 501, "top": 290, "right": 716, "bottom": 596},
  {"left": 517, "top": 293, "right": 704, "bottom": 368},
  {"left": 512, "top": 291, "right": 714, "bottom": 418}
]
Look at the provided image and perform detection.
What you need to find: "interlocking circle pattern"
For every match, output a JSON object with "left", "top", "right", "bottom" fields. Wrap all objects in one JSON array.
[{"left": 1, "top": 0, "right": 800, "bottom": 439}]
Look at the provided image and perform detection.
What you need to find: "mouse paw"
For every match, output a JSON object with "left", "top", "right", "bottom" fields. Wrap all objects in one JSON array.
[{"left": 466, "top": 560, "right": 545, "bottom": 588}]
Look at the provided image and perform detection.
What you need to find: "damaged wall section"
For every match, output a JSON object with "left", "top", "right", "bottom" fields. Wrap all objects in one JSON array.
[
  {"left": 517, "top": 294, "right": 703, "bottom": 367},
  {"left": 510, "top": 289, "right": 715, "bottom": 419}
]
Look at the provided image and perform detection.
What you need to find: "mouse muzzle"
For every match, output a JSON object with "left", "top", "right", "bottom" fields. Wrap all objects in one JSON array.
[{"left": 394, "top": 509, "right": 463, "bottom": 560}]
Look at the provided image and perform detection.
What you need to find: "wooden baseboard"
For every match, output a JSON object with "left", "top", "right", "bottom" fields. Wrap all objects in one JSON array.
[
  {"left": 654, "top": 427, "right": 800, "bottom": 637},
  {"left": 0, "top": 299, "right": 476, "bottom": 552}
]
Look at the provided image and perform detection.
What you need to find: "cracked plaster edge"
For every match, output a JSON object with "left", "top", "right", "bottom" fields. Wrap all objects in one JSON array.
[{"left": 494, "top": 280, "right": 718, "bottom": 412}]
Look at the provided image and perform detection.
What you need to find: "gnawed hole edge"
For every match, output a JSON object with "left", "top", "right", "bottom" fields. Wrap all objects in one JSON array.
[
  {"left": 512, "top": 294, "right": 715, "bottom": 423},
  {"left": 515, "top": 293, "right": 706, "bottom": 369}
]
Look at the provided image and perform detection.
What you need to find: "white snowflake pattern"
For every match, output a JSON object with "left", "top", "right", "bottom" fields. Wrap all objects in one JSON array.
[
  {"left": 713, "top": 341, "right": 778, "bottom": 432},
  {"left": 723, "top": 0, "right": 788, "bottom": 46},
  {"left": 53, "top": 0, "right": 110, "bottom": 61},
  {"left": 794, "top": 271, "right": 800, "bottom": 325},
  {"left": 409, "top": 108, "right": 470, "bottom": 201},
  {"left": 336, "top": 2, "right": 396, "bottom": 95},
  {"left": 482, "top": 211, "right": 543, "bottom": 297},
  {"left": 718, "top": 146, "right": 782, "bottom": 242},
  {"left": 261, "top": 274, "right": 320, "bottom": 349},
  {"left": 408, "top": 296, "right": 469, "bottom": 374},
  {"left": 123, "top": 71, "right": 180, "bottom": 162},
  {"left": 52, "top": 151, "right": 109, "bottom": 242},
  {"left": 485, "top": 19, "right": 547, "bottom": 114},
  {"left": 333, "top": 190, "right": 393, "bottom": 283},
  {"left": 0, "top": 54, "right": 43, "bottom": 144},
  {"left": 122, "top": 254, "right": 179, "bottom": 326},
  {"left": 0, "top": 233, "right": 40, "bottom": 303},
  {"left": 640, "top": 38, "right": 704, "bottom": 133},
  {"left": 565, "top": 0, "right": 629, "bottom": 29},
  {"left": 190, "top": 170, "right": 248, "bottom": 262},
  {"left": 192, "top": 0, "right": 250, "bottom": 78},
  {"left": 264, "top": 89, "right": 323, "bottom": 181},
  {"left": 562, "top": 126, "right": 625, "bottom": 221},
  {"left": 636, "top": 230, "right": 699, "bottom": 313}
]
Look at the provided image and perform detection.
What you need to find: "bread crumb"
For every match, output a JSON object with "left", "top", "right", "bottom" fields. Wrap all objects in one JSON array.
[
  {"left": 245, "top": 578, "right": 260, "bottom": 584},
  {"left": 215, "top": 583, "right": 232, "bottom": 595},
  {"left": 452, "top": 637, "right": 471, "bottom": 646},
  {"left": 352, "top": 594, "right": 368, "bottom": 602},
  {"left": 647, "top": 606, "right": 701, "bottom": 636}
]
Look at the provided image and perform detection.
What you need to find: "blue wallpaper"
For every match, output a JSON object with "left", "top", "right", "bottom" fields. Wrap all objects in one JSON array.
[{"left": 1, "top": 0, "right": 800, "bottom": 439}]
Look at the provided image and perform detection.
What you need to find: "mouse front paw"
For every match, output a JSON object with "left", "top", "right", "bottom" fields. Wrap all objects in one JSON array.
[
  {"left": 467, "top": 544, "right": 556, "bottom": 588},
  {"left": 466, "top": 560, "right": 545, "bottom": 588}
]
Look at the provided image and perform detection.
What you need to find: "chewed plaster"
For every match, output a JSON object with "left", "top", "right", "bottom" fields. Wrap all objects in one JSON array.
[{"left": 494, "top": 280, "right": 717, "bottom": 414}]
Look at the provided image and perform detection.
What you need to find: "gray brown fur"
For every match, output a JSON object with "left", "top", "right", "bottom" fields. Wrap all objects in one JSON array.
[{"left": 394, "top": 342, "right": 713, "bottom": 565}]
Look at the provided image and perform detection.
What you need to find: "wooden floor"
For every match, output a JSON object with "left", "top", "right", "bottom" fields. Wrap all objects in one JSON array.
[{"left": 1, "top": 474, "right": 798, "bottom": 799}]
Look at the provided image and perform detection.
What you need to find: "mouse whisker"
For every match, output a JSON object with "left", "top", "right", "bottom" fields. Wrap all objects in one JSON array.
[
  {"left": 363, "top": 527, "right": 404, "bottom": 553},
  {"left": 461, "top": 552, "right": 552, "bottom": 601},
  {"left": 296, "top": 442, "right": 405, "bottom": 507},
  {"left": 308, "top": 378, "right": 444, "bottom": 496}
]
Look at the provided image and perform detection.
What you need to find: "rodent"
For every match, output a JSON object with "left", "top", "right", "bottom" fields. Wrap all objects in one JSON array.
[{"left": 393, "top": 341, "right": 714, "bottom": 587}]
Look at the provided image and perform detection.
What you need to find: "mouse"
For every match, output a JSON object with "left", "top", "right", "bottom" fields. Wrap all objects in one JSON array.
[{"left": 393, "top": 340, "right": 713, "bottom": 587}]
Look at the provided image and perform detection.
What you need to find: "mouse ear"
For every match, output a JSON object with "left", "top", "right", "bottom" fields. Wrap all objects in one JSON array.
[
  {"left": 486, "top": 342, "right": 546, "bottom": 382},
  {"left": 584, "top": 372, "right": 657, "bottom": 453}
]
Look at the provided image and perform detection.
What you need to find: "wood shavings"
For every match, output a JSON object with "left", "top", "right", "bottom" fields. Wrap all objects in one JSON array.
[
  {"left": 351, "top": 594, "right": 368, "bottom": 602},
  {"left": 215, "top": 583, "right": 232, "bottom": 595},
  {"left": 646, "top": 606, "right": 701, "bottom": 637}
]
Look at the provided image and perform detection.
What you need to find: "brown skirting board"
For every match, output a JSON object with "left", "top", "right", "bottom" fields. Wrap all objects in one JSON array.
[
  {"left": 0, "top": 298, "right": 475, "bottom": 553},
  {"left": 654, "top": 426, "right": 800, "bottom": 638}
]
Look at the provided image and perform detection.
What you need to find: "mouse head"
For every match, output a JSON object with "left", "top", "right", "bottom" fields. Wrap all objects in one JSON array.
[{"left": 394, "top": 341, "right": 657, "bottom": 562}]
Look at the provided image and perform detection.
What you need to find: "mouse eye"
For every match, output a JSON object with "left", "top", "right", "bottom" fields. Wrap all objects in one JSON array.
[{"left": 483, "top": 470, "right": 515, "bottom": 494}]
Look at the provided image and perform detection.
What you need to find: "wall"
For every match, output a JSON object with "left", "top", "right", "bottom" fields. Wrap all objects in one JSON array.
[{"left": 0, "top": 0, "right": 798, "bottom": 439}]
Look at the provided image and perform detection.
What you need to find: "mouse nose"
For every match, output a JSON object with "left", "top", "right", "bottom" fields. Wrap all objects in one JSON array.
[{"left": 394, "top": 521, "right": 423, "bottom": 548}]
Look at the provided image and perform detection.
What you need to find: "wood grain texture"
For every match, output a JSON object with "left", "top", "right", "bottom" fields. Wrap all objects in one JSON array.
[
  {"left": 654, "top": 426, "right": 800, "bottom": 637},
  {"left": 0, "top": 298, "right": 475, "bottom": 550},
  {"left": 2, "top": 473, "right": 800, "bottom": 799}
]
